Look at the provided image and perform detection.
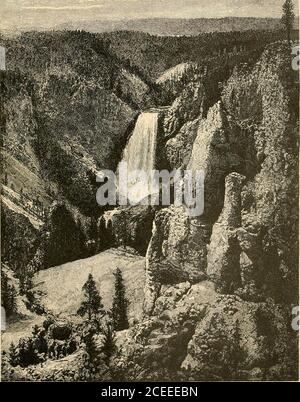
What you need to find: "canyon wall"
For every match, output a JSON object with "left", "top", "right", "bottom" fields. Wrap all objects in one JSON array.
[{"left": 112, "top": 42, "right": 299, "bottom": 381}]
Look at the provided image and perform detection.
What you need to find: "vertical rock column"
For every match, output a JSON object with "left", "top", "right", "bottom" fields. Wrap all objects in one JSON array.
[{"left": 206, "top": 172, "right": 245, "bottom": 293}]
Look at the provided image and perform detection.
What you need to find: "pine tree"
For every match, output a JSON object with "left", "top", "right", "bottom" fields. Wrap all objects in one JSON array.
[
  {"left": 102, "top": 322, "right": 116, "bottom": 364},
  {"left": 19, "top": 267, "right": 34, "bottom": 295},
  {"left": 84, "top": 326, "right": 99, "bottom": 363},
  {"left": 80, "top": 323, "right": 101, "bottom": 381},
  {"left": 2, "top": 279, "right": 18, "bottom": 318},
  {"left": 281, "top": 0, "right": 295, "bottom": 45},
  {"left": 8, "top": 342, "right": 19, "bottom": 367},
  {"left": 111, "top": 268, "right": 129, "bottom": 331},
  {"left": 77, "top": 274, "right": 105, "bottom": 322},
  {"left": 9, "top": 285, "right": 18, "bottom": 316}
]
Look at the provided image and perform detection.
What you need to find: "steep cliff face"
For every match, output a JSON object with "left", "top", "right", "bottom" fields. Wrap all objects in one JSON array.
[
  {"left": 2, "top": 32, "right": 298, "bottom": 381},
  {"left": 188, "top": 101, "right": 243, "bottom": 219},
  {"left": 142, "top": 101, "right": 244, "bottom": 314},
  {"left": 181, "top": 296, "right": 297, "bottom": 380},
  {"left": 222, "top": 42, "right": 299, "bottom": 303},
  {"left": 2, "top": 31, "right": 155, "bottom": 217},
  {"left": 146, "top": 41, "right": 298, "bottom": 306},
  {"left": 112, "top": 42, "right": 298, "bottom": 381},
  {"left": 156, "top": 62, "right": 208, "bottom": 170}
]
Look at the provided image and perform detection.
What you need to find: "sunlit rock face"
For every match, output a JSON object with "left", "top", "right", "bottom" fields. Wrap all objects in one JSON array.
[
  {"left": 207, "top": 172, "right": 245, "bottom": 293},
  {"left": 143, "top": 206, "right": 212, "bottom": 315}
]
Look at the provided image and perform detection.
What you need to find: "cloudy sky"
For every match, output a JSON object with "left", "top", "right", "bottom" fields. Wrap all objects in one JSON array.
[{"left": 1, "top": 0, "right": 299, "bottom": 30}]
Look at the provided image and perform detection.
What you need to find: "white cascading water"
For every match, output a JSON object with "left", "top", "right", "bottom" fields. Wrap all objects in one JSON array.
[{"left": 118, "top": 111, "right": 159, "bottom": 204}]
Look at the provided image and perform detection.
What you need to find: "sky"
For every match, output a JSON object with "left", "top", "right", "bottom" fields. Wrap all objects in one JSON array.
[{"left": 1, "top": 0, "right": 299, "bottom": 31}]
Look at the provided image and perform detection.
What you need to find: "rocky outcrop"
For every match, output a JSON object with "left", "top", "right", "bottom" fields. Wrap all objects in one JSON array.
[
  {"left": 223, "top": 43, "right": 298, "bottom": 303},
  {"left": 165, "top": 118, "right": 200, "bottom": 169},
  {"left": 206, "top": 172, "right": 245, "bottom": 293},
  {"left": 182, "top": 295, "right": 297, "bottom": 381},
  {"left": 111, "top": 282, "right": 297, "bottom": 381},
  {"left": 156, "top": 62, "right": 202, "bottom": 100},
  {"left": 163, "top": 82, "right": 206, "bottom": 139},
  {"left": 143, "top": 206, "right": 211, "bottom": 315},
  {"left": 112, "top": 281, "right": 217, "bottom": 381},
  {"left": 128, "top": 42, "right": 299, "bottom": 381},
  {"left": 188, "top": 101, "right": 242, "bottom": 219},
  {"left": 143, "top": 100, "right": 245, "bottom": 312},
  {"left": 102, "top": 206, "right": 156, "bottom": 255},
  {"left": 143, "top": 41, "right": 299, "bottom": 312}
]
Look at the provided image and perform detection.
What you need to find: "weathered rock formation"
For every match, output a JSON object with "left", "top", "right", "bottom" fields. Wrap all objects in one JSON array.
[
  {"left": 111, "top": 282, "right": 297, "bottom": 381},
  {"left": 165, "top": 118, "right": 200, "bottom": 169},
  {"left": 207, "top": 172, "right": 245, "bottom": 293},
  {"left": 163, "top": 82, "right": 206, "bottom": 139},
  {"left": 110, "top": 42, "right": 298, "bottom": 381},
  {"left": 144, "top": 206, "right": 211, "bottom": 315},
  {"left": 102, "top": 206, "right": 156, "bottom": 255},
  {"left": 2, "top": 37, "right": 298, "bottom": 382}
]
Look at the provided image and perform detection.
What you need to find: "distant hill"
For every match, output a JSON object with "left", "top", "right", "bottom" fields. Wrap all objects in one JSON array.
[
  {"left": 1, "top": 17, "right": 298, "bottom": 38},
  {"left": 55, "top": 17, "right": 286, "bottom": 36}
]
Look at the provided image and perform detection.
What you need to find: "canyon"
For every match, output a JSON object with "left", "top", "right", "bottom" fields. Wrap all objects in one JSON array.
[{"left": 1, "top": 29, "right": 298, "bottom": 381}]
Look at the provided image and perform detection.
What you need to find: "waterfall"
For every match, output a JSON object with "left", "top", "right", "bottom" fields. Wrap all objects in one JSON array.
[
  {"left": 122, "top": 112, "right": 158, "bottom": 174},
  {"left": 118, "top": 111, "right": 159, "bottom": 204}
]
